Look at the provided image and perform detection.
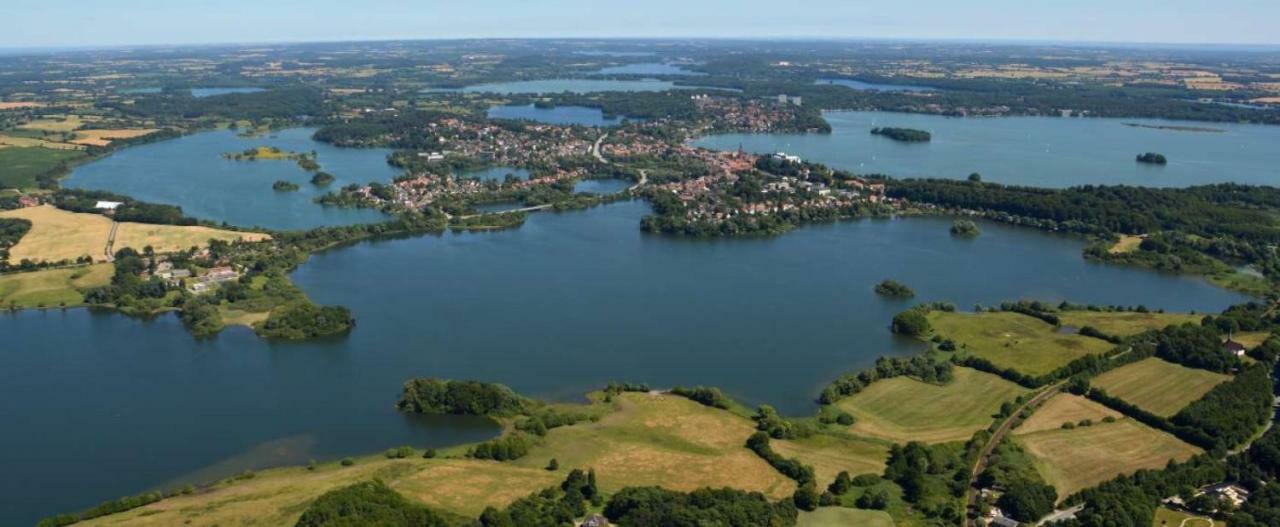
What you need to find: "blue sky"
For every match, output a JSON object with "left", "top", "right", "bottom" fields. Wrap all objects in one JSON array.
[{"left": 4, "top": 0, "right": 1278, "bottom": 48}]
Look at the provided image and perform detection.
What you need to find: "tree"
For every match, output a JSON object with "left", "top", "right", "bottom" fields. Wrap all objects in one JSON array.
[
  {"left": 546, "top": 458, "right": 559, "bottom": 471},
  {"left": 891, "top": 309, "right": 932, "bottom": 337},
  {"left": 996, "top": 482, "right": 1057, "bottom": 522},
  {"left": 968, "top": 172, "right": 982, "bottom": 182}
]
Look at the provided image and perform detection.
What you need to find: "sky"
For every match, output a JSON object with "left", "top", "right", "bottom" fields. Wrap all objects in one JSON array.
[{"left": 3, "top": 0, "right": 1278, "bottom": 49}]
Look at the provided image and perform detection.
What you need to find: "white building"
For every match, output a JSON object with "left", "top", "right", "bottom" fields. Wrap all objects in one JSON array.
[{"left": 94, "top": 201, "right": 123, "bottom": 211}]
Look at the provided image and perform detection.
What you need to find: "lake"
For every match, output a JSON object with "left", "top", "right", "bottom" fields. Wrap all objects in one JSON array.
[
  {"left": 574, "top": 178, "right": 631, "bottom": 194},
  {"left": 487, "top": 104, "right": 632, "bottom": 127},
  {"left": 0, "top": 201, "right": 1247, "bottom": 525},
  {"left": 459, "top": 166, "right": 531, "bottom": 182},
  {"left": 815, "top": 78, "right": 939, "bottom": 92},
  {"left": 594, "top": 63, "right": 704, "bottom": 76},
  {"left": 459, "top": 79, "right": 684, "bottom": 94},
  {"left": 694, "top": 111, "right": 1280, "bottom": 187},
  {"left": 65, "top": 128, "right": 397, "bottom": 230},
  {"left": 191, "top": 87, "right": 266, "bottom": 98}
]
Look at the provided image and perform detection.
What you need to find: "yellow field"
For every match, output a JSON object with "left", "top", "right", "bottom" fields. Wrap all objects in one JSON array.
[
  {"left": 930, "top": 311, "right": 1114, "bottom": 377},
  {"left": 0, "top": 206, "right": 268, "bottom": 263},
  {"left": 0, "top": 264, "right": 113, "bottom": 308},
  {"left": 772, "top": 433, "right": 890, "bottom": 485},
  {"left": 509, "top": 393, "right": 796, "bottom": 499},
  {"left": 1109, "top": 234, "right": 1144, "bottom": 253},
  {"left": 1058, "top": 312, "right": 1202, "bottom": 337},
  {"left": 68, "top": 129, "right": 158, "bottom": 147},
  {"left": 77, "top": 392, "right": 795, "bottom": 526},
  {"left": 18, "top": 115, "right": 87, "bottom": 132},
  {"left": 1091, "top": 358, "right": 1230, "bottom": 417},
  {"left": 1018, "top": 413, "right": 1200, "bottom": 499},
  {"left": 798, "top": 507, "right": 895, "bottom": 527},
  {"left": 114, "top": 223, "right": 269, "bottom": 255},
  {"left": 836, "top": 367, "right": 1029, "bottom": 443},
  {"left": 0, "top": 102, "right": 46, "bottom": 110},
  {"left": 0, "top": 205, "right": 114, "bottom": 262},
  {"left": 0, "top": 134, "right": 85, "bottom": 150},
  {"left": 1015, "top": 393, "right": 1122, "bottom": 436}
]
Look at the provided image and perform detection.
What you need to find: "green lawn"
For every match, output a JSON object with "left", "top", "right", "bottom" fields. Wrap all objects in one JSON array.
[
  {"left": 772, "top": 432, "right": 890, "bottom": 487},
  {"left": 1017, "top": 416, "right": 1201, "bottom": 500},
  {"left": 799, "top": 507, "right": 895, "bottom": 527},
  {"left": 0, "top": 147, "right": 86, "bottom": 189},
  {"left": 1091, "top": 358, "right": 1230, "bottom": 417},
  {"left": 1153, "top": 506, "right": 1222, "bottom": 527},
  {"left": 0, "top": 264, "right": 113, "bottom": 309},
  {"left": 1057, "top": 311, "right": 1202, "bottom": 337},
  {"left": 930, "top": 311, "right": 1114, "bottom": 377},
  {"left": 835, "top": 367, "right": 1029, "bottom": 443}
]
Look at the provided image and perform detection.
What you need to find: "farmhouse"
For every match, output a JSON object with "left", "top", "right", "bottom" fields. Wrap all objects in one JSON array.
[
  {"left": 17, "top": 195, "right": 39, "bottom": 208},
  {"left": 1223, "top": 340, "right": 1247, "bottom": 357},
  {"left": 94, "top": 200, "right": 123, "bottom": 212}
]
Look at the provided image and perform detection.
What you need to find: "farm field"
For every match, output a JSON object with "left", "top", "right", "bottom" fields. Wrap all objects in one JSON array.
[
  {"left": 0, "top": 264, "right": 113, "bottom": 309},
  {"left": 0, "top": 206, "right": 267, "bottom": 263},
  {"left": 1091, "top": 358, "right": 1230, "bottom": 417},
  {"left": 1230, "top": 331, "right": 1272, "bottom": 350},
  {"left": 1109, "top": 234, "right": 1144, "bottom": 253},
  {"left": 68, "top": 128, "right": 158, "bottom": 147},
  {"left": 835, "top": 367, "right": 1028, "bottom": 443},
  {"left": 0, "top": 147, "right": 87, "bottom": 189},
  {"left": 1014, "top": 393, "right": 1123, "bottom": 436},
  {"left": 929, "top": 311, "right": 1114, "bottom": 377},
  {"left": 798, "top": 507, "right": 895, "bottom": 527},
  {"left": 1016, "top": 408, "right": 1201, "bottom": 499},
  {"left": 772, "top": 432, "right": 890, "bottom": 485},
  {"left": 1057, "top": 311, "right": 1202, "bottom": 337},
  {"left": 76, "top": 392, "right": 794, "bottom": 526},
  {"left": 508, "top": 392, "right": 796, "bottom": 499}
]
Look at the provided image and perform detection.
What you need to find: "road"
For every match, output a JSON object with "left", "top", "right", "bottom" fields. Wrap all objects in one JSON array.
[
  {"left": 591, "top": 133, "right": 610, "bottom": 164},
  {"left": 455, "top": 204, "right": 553, "bottom": 221},
  {"left": 104, "top": 221, "right": 120, "bottom": 262},
  {"left": 1038, "top": 504, "right": 1083, "bottom": 525},
  {"left": 966, "top": 382, "right": 1064, "bottom": 526}
]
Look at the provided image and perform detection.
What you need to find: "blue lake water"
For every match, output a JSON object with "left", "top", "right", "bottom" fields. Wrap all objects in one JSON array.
[
  {"left": 1, "top": 201, "right": 1248, "bottom": 524},
  {"left": 487, "top": 104, "right": 631, "bottom": 127},
  {"left": 574, "top": 178, "right": 631, "bottom": 194},
  {"left": 459, "top": 79, "right": 684, "bottom": 94},
  {"left": 65, "top": 128, "right": 396, "bottom": 230},
  {"left": 815, "top": 78, "right": 939, "bottom": 92},
  {"left": 191, "top": 87, "right": 266, "bottom": 98},
  {"left": 694, "top": 111, "right": 1280, "bottom": 187},
  {"left": 594, "top": 63, "right": 704, "bottom": 76}
]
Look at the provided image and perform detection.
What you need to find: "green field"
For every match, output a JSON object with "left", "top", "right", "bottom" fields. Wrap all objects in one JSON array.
[
  {"left": 929, "top": 311, "right": 1114, "bottom": 377},
  {"left": 798, "top": 507, "right": 895, "bottom": 527},
  {"left": 1015, "top": 393, "right": 1123, "bottom": 435},
  {"left": 1091, "top": 358, "right": 1231, "bottom": 417},
  {"left": 1017, "top": 413, "right": 1201, "bottom": 499},
  {"left": 0, "top": 147, "right": 86, "bottom": 189},
  {"left": 1058, "top": 311, "right": 1202, "bottom": 337},
  {"left": 772, "top": 432, "right": 890, "bottom": 486},
  {"left": 79, "top": 392, "right": 795, "bottom": 526},
  {"left": 1153, "top": 506, "right": 1222, "bottom": 527},
  {"left": 0, "top": 264, "right": 113, "bottom": 309},
  {"left": 835, "top": 367, "right": 1029, "bottom": 443}
]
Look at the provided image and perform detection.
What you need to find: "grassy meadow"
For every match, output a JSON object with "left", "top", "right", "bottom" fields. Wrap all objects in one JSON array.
[
  {"left": 0, "top": 264, "right": 113, "bottom": 309},
  {"left": 798, "top": 507, "right": 896, "bottom": 527},
  {"left": 1016, "top": 408, "right": 1201, "bottom": 499},
  {"left": 835, "top": 367, "right": 1028, "bottom": 443},
  {"left": 929, "top": 311, "right": 1114, "bottom": 377},
  {"left": 1091, "top": 358, "right": 1231, "bottom": 417},
  {"left": 1057, "top": 311, "right": 1202, "bottom": 337},
  {"left": 1014, "top": 393, "right": 1122, "bottom": 436},
  {"left": 772, "top": 432, "right": 890, "bottom": 486},
  {"left": 0, "top": 147, "right": 86, "bottom": 189}
]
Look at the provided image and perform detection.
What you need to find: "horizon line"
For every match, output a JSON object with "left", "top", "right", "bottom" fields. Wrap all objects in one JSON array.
[{"left": 3, "top": 35, "right": 1279, "bottom": 54}]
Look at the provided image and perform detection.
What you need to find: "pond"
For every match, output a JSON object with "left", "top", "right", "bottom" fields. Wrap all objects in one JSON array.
[
  {"left": 694, "top": 111, "right": 1280, "bottom": 187},
  {"left": 574, "top": 178, "right": 631, "bottom": 194},
  {"left": 458, "top": 79, "right": 685, "bottom": 94},
  {"left": 64, "top": 128, "right": 397, "bottom": 230},
  {"left": 191, "top": 87, "right": 266, "bottom": 98},
  {"left": 457, "top": 166, "right": 531, "bottom": 182},
  {"left": 487, "top": 104, "right": 633, "bottom": 127},
  {"left": 1, "top": 201, "right": 1247, "bottom": 525}
]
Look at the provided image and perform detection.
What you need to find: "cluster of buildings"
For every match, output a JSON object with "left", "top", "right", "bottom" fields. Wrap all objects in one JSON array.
[
  {"left": 416, "top": 118, "right": 598, "bottom": 167},
  {"left": 691, "top": 96, "right": 812, "bottom": 133},
  {"left": 138, "top": 259, "right": 240, "bottom": 294}
]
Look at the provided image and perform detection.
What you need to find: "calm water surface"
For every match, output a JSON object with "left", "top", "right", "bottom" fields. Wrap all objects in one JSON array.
[
  {"left": 1, "top": 201, "right": 1247, "bottom": 525},
  {"left": 460, "top": 79, "right": 684, "bottom": 94},
  {"left": 191, "top": 87, "right": 265, "bottom": 98},
  {"left": 65, "top": 128, "right": 396, "bottom": 230},
  {"left": 594, "top": 63, "right": 704, "bottom": 76},
  {"left": 695, "top": 111, "right": 1280, "bottom": 187},
  {"left": 816, "top": 78, "right": 939, "bottom": 92},
  {"left": 487, "top": 104, "right": 632, "bottom": 127},
  {"left": 459, "top": 166, "right": 531, "bottom": 182}
]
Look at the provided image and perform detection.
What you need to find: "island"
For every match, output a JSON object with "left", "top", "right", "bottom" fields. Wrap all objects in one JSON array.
[
  {"left": 1137, "top": 152, "right": 1169, "bottom": 165},
  {"left": 874, "top": 279, "right": 916, "bottom": 298},
  {"left": 950, "top": 218, "right": 981, "bottom": 237},
  {"left": 224, "top": 146, "right": 321, "bottom": 172},
  {"left": 271, "top": 180, "right": 300, "bottom": 192},
  {"left": 870, "top": 126, "right": 931, "bottom": 142},
  {"left": 310, "top": 171, "right": 335, "bottom": 186}
]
